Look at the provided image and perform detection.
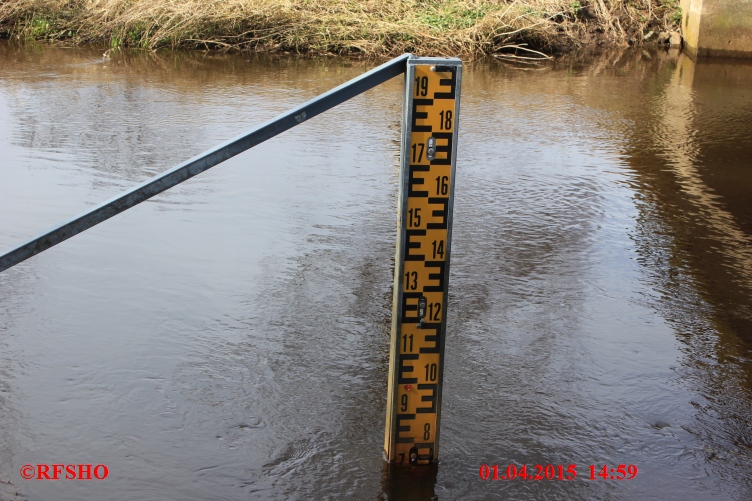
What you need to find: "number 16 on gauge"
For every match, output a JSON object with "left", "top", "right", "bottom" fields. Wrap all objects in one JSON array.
[{"left": 384, "top": 57, "right": 462, "bottom": 466}]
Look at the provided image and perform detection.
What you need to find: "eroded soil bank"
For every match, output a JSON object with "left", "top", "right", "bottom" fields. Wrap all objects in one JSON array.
[{"left": 0, "top": 0, "right": 683, "bottom": 57}]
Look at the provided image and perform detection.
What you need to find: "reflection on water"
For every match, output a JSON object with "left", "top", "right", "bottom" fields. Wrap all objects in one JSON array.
[
  {"left": 616, "top": 51, "right": 752, "bottom": 498},
  {"left": 0, "top": 42, "right": 751, "bottom": 500}
]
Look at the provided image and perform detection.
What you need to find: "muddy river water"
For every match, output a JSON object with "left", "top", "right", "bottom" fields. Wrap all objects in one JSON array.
[{"left": 0, "top": 42, "right": 751, "bottom": 500}]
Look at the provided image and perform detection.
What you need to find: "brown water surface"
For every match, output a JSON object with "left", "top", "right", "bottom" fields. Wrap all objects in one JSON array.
[{"left": 0, "top": 42, "right": 751, "bottom": 500}]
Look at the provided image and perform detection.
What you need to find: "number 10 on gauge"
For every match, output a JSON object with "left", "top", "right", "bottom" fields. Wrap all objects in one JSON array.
[{"left": 384, "top": 57, "right": 462, "bottom": 466}]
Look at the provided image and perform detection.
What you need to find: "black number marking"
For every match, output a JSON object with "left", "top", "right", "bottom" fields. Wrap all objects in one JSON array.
[
  {"left": 424, "top": 363, "right": 437, "bottom": 381},
  {"left": 428, "top": 302, "right": 441, "bottom": 321},
  {"left": 439, "top": 110, "right": 453, "bottom": 130},
  {"left": 402, "top": 333, "right": 413, "bottom": 352},
  {"left": 435, "top": 175, "right": 449, "bottom": 195},
  {"left": 423, "top": 423, "right": 431, "bottom": 441},
  {"left": 400, "top": 394, "right": 408, "bottom": 412},
  {"left": 408, "top": 208, "right": 421, "bottom": 228},
  {"left": 411, "top": 143, "right": 425, "bottom": 163},
  {"left": 415, "top": 76, "right": 428, "bottom": 97},
  {"left": 431, "top": 240, "right": 445, "bottom": 259},
  {"left": 404, "top": 271, "right": 418, "bottom": 290}
]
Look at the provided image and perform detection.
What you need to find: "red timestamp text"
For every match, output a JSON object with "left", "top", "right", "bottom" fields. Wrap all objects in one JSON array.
[{"left": 478, "top": 464, "right": 638, "bottom": 481}]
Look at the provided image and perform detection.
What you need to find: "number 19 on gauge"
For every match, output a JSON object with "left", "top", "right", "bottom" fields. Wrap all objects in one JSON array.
[{"left": 384, "top": 57, "right": 462, "bottom": 466}]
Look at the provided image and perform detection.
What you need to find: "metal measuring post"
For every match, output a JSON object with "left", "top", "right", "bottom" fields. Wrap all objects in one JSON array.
[{"left": 384, "top": 57, "right": 461, "bottom": 466}]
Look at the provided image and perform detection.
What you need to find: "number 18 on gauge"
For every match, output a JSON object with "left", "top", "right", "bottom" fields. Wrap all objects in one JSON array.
[{"left": 384, "top": 57, "right": 462, "bottom": 466}]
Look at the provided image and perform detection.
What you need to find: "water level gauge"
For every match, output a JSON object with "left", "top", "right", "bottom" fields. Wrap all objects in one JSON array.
[{"left": 384, "top": 57, "right": 462, "bottom": 466}]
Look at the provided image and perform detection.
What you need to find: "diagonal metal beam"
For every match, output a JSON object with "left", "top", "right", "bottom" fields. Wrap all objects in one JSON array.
[{"left": 0, "top": 53, "right": 413, "bottom": 273}]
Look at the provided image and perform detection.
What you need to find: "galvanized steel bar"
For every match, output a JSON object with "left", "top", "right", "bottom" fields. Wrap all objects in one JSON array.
[{"left": 0, "top": 53, "right": 413, "bottom": 273}]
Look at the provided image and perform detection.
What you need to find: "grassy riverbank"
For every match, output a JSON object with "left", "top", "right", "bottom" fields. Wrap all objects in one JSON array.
[{"left": 0, "top": 0, "right": 682, "bottom": 57}]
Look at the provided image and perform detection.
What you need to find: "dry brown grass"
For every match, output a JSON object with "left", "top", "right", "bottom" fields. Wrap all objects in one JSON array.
[{"left": 0, "top": 0, "right": 682, "bottom": 57}]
